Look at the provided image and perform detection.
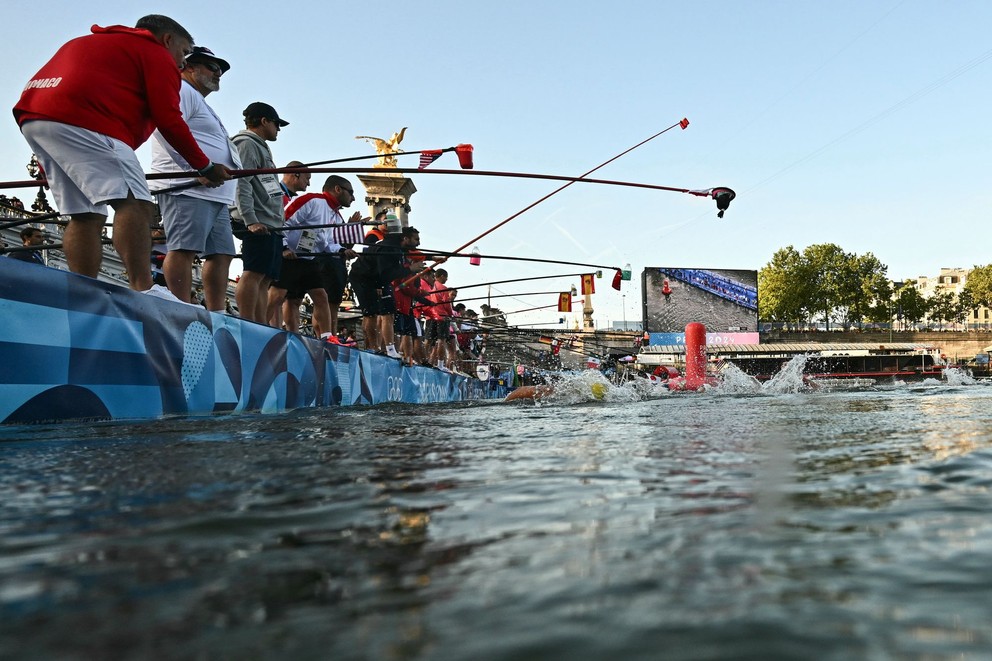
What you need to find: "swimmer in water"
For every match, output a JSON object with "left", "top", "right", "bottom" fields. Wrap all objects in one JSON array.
[{"left": 503, "top": 382, "right": 607, "bottom": 402}]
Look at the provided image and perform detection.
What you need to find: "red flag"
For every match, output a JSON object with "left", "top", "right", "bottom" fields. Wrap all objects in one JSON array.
[
  {"left": 679, "top": 118, "right": 690, "bottom": 130},
  {"left": 419, "top": 149, "right": 443, "bottom": 169},
  {"left": 612, "top": 269, "right": 622, "bottom": 290},
  {"left": 581, "top": 274, "right": 595, "bottom": 295},
  {"left": 557, "top": 292, "right": 572, "bottom": 312}
]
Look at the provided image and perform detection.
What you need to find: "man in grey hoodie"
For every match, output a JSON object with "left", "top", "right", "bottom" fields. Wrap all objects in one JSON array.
[{"left": 230, "top": 101, "right": 288, "bottom": 323}]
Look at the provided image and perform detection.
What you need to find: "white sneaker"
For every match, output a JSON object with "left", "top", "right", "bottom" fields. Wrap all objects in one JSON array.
[
  {"left": 385, "top": 345, "right": 401, "bottom": 359},
  {"left": 142, "top": 284, "right": 195, "bottom": 306}
]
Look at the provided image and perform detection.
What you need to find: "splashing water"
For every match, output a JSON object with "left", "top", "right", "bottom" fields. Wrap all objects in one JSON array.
[
  {"left": 761, "top": 354, "right": 814, "bottom": 394},
  {"left": 713, "top": 362, "right": 761, "bottom": 393},
  {"left": 528, "top": 370, "right": 669, "bottom": 405},
  {"left": 944, "top": 366, "right": 978, "bottom": 386},
  {"left": 713, "top": 355, "right": 874, "bottom": 395},
  {"left": 521, "top": 356, "right": 984, "bottom": 407}
]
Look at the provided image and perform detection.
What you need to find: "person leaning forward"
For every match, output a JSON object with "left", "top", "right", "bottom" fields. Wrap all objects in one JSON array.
[
  {"left": 149, "top": 46, "right": 240, "bottom": 311},
  {"left": 13, "top": 15, "right": 230, "bottom": 295},
  {"left": 230, "top": 101, "right": 288, "bottom": 323}
]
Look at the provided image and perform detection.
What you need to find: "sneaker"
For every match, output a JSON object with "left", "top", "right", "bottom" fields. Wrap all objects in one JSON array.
[
  {"left": 385, "top": 345, "right": 401, "bottom": 359},
  {"left": 142, "top": 284, "right": 196, "bottom": 306}
]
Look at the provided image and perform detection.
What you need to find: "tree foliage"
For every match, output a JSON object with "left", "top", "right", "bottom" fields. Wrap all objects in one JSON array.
[
  {"left": 759, "top": 250, "right": 992, "bottom": 330},
  {"left": 964, "top": 265, "right": 992, "bottom": 309},
  {"left": 894, "top": 283, "right": 927, "bottom": 327},
  {"left": 758, "top": 244, "right": 890, "bottom": 328}
]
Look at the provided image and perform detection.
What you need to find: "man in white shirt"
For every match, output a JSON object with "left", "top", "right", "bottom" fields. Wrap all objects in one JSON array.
[
  {"left": 277, "top": 176, "right": 352, "bottom": 337},
  {"left": 149, "top": 46, "right": 240, "bottom": 311}
]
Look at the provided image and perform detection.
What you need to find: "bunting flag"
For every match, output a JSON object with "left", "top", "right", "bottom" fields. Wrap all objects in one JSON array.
[
  {"left": 679, "top": 117, "right": 690, "bottom": 129},
  {"left": 612, "top": 269, "right": 623, "bottom": 291},
  {"left": 557, "top": 292, "right": 572, "bottom": 312},
  {"left": 419, "top": 149, "right": 444, "bottom": 169},
  {"left": 330, "top": 222, "right": 366, "bottom": 245},
  {"left": 581, "top": 273, "right": 595, "bottom": 295}
]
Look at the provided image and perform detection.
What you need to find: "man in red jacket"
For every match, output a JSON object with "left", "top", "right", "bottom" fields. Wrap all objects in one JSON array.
[{"left": 13, "top": 15, "right": 229, "bottom": 296}]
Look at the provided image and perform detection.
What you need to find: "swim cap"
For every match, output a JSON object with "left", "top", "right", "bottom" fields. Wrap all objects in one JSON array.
[{"left": 591, "top": 383, "right": 607, "bottom": 400}]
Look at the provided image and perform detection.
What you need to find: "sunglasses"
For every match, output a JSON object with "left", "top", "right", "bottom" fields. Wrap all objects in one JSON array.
[{"left": 196, "top": 61, "right": 223, "bottom": 75}]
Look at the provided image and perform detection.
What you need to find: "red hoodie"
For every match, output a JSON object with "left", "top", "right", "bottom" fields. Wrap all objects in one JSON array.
[{"left": 14, "top": 25, "right": 209, "bottom": 170}]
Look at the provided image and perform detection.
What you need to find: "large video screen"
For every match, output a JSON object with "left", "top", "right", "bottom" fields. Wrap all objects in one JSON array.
[{"left": 643, "top": 267, "right": 758, "bottom": 334}]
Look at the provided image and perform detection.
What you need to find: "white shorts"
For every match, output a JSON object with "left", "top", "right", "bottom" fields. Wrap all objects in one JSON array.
[
  {"left": 20, "top": 120, "right": 152, "bottom": 216},
  {"left": 157, "top": 194, "right": 236, "bottom": 257}
]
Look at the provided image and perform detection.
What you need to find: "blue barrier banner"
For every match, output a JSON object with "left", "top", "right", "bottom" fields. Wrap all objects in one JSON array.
[{"left": 0, "top": 258, "right": 499, "bottom": 423}]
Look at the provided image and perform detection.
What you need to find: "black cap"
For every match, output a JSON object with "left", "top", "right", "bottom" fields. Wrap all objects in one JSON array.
[
  {"left": 243, "top": 101, "right": 289, "bottom": 127},
  {"left": 185, "top": 46, "right": 230, "bottom": 72}
]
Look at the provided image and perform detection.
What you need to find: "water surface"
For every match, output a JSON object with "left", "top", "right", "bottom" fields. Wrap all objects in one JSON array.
[{"left": 2, "top": 375, "right": 992, "bottom": 660}]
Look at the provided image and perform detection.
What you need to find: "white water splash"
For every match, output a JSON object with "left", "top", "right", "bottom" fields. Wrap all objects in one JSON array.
[
  {"left": 711, "top": 355, "right": 875, "bottom": 395},
  {"left": 524, "top": 354, "right": 983, "bottom": 406},
  {"left": 943, "top": 367, "right": 977, "bottom": 386},
  {"left": 761, "top": 355, "right": 814, "bottom": 394},
  {"left": 714, "top": 362, "right": 761, "bottom": 394},
  {"left": 529, "top": 370, "right": 669, "bottom": 405}
]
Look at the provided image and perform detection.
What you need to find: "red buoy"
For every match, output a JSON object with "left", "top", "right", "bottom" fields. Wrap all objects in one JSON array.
[{"left": 684, "top": 322, "right": 707, "bottom": 389}]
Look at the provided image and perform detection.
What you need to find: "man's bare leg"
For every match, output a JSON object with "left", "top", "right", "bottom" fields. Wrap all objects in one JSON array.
[
  {"left": 361, "top": 315, "right": 378, "bottom": 350},
  {"left": 202, "top": 254, "right": 233, "bottom": 312},
  {"left": 284, "top": 299, "right": 302, "bottom": 333},
  {"left": 63, "top": 212, "right": 106, "bottom": 278},
  {"left": 236, "top": 271, "right": 266, "bottom": 322},
  {"left": 108, "top": 195, "right": 154, "bottom": 291},
  {"left": 267, "top": 286, "right": 287, "bottom": 326},
  {"left": 163, "top": 249, "right": 197, "bottom": 303},
  {"left": 310, "top": 289, "right": 331, "bottom": 338}
]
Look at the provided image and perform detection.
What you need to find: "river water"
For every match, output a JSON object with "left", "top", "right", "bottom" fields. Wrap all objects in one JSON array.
[{"left": 2, "top": 367, "right": 992, "bottom": 660}]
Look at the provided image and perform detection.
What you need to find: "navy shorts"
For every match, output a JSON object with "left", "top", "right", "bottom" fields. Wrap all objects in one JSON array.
[
  {"left": 394, "top": 312, "right": 417, "bottom": 337},
  {"left": 378, "top": 288, "right": 396, "bottom": 315},
  {"left": 274, "top": 258, "right": 323, "bottom": 298},
  {"left": 351, "top": 278, "right": 381, "bottom": 316},
  {"left": 241, "top": 233, "right": 282, "bottom": 280},
  {"left": 319, "top": 255, "right": 347, "bottom": 303},
  {"left": 427, "top": 318, "right": 452, "bottom": 341}
]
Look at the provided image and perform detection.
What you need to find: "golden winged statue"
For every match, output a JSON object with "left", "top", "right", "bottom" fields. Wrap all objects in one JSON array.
[{"left": 355, "top": 127, "right": 408, "bottom": 168}]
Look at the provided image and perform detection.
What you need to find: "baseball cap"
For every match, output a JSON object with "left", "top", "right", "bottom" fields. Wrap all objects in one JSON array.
[
  {"left": 185, "top": 46, "right": 230, "bottom": 72},
  {"left": 243, "top": 101, "right": 289, "bottom": 127}
]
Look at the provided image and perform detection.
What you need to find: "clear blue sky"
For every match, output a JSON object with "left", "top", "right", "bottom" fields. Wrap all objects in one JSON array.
[{"left": 2, "top": 1, "right": 990, "bottom": 329}]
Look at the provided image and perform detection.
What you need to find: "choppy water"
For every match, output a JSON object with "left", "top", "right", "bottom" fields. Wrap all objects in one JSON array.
[{"left": 3, "top": 368, "right": 992, "bottom": 660}]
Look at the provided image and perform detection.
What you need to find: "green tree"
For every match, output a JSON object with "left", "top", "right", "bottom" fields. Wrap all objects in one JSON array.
[
  {"left": 841, "top": 252, "right": 890, "bottom": 328},
  {"left": 955, "top": 288, "right": 976, "bottom": 329},
  {"left": 963, "top": 265, "right": 992, "bottom": 309},
  {"left": 894, "top": 284, "right": 926, "bottom": 329},
  {"left": 802, "top": 243, "right": 849, "bottom": 330},
  {"left": 758, "top": 246, "right": 808, "bottom": 327},
  {"left": 927, "top": 289, "right": 955, "bottom": 330}
]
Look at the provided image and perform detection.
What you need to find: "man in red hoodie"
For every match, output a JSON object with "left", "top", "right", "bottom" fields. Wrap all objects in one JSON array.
[{"left": 13, "top": 15, "right": 229, "bottom": 297}]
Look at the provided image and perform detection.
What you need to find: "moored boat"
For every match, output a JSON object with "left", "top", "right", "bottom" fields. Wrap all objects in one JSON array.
[{"left": 639, "top": 342, "right": 949, "bottom": 384}]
